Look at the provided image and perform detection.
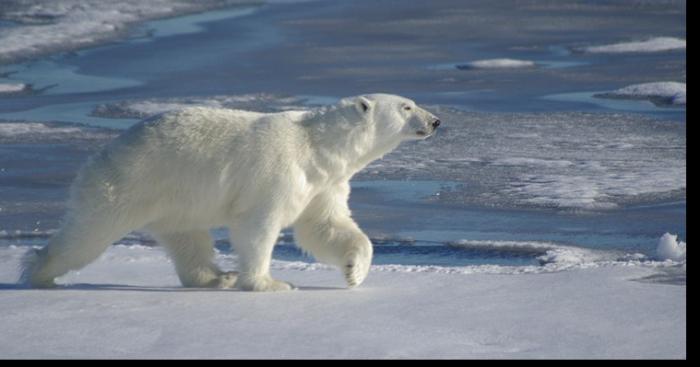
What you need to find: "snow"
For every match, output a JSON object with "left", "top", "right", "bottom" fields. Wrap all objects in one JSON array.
[
  {"left": 580, "top": 37, "right": 686, "bottom": 54},
  {"left": 0, "top": 0, "right": 254, "bottom": 63},
  {"left": 456, "top": 59, "right": 536, "bottom": 70},
  {"left": 596, "top": 82, "right": 686, "bottom": 106},
  {"left": 657, "top": 233, "right": 686, "bottom": 261},
  {"left": 0, "top": 83, "right": 26, "bottom": 93},
  {"left": 0, "top": 244, "right": 686, "bottom": 358}
]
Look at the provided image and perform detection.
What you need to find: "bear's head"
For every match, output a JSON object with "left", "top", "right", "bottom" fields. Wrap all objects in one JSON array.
[
  {"left": 307, "top": 94, "right": 441, "bottom": 174},
  {"left": 337, "top": 93, "right": 441, "bottom": 143}
]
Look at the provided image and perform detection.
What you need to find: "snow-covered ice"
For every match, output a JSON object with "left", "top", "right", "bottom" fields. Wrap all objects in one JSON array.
[
  {"left": 656, "top": 233, "right": 686, "bottom": 261},
  {"left": 0, "top": 0, "right": 254, "bottom": 63},
  {"left": 0, "top": 82, "right": 26, "bottom": 93},
  {"left": 456, "top": 59, "right": 536, "bottom": 70},
  {"left": 579, "top": 37, "right": 686, "bottom": 54},
  {"left": 0, "top": 244, "right": 686, "bottom": 358},
  {"left": 595, "top": 82, "right": 686, "bottom": 106}
]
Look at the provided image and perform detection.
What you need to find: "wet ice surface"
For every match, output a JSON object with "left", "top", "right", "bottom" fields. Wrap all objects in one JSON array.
[
  {"left": 361, "top": 108, "right": 685, "bottom": 211},
  {"left": 0, "top": 0, "right": 686, "bottom": 273}
]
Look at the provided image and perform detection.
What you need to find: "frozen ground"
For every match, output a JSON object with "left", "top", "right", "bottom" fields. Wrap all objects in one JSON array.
[
  {"left": 0, "top": 244, "right": 687, "bottom": 359},
  {"left": 0, "top": 0, "right": 686, "bottom": 359}
]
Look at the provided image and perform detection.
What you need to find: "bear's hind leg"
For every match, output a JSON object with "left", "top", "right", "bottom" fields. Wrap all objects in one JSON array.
[
  {"left": 153, "top": 230, "right": 237, "bottom": 288},
  {"left": 20, "top": 215, "right": 131, "bottom": 288}
]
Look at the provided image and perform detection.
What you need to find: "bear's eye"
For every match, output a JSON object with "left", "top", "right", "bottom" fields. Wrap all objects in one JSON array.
[{"left": 403, "top": 106, "right": 412, "bottom": 111}]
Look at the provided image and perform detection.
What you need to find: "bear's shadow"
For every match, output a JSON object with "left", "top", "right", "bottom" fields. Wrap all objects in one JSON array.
[{"left": 0, "top": 283, "right": 346, "bottom": 292}]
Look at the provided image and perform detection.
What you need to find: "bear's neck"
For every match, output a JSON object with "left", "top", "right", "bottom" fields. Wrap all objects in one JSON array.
[{"left": 303, "top": 108, "right": 399, "bottom": 181}]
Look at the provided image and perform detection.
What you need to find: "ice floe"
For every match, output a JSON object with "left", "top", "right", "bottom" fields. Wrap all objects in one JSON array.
[
  {"left": 579, "top": 37, "right": 686, "bottom": 53},
  {"left": 595, "top": 82, "right": 686, "bottom": 106},
  {"left": 656, "top": 233, "right": 686, "bottom": 261},
  {"left": 456, "top": 58, "right": 536, "bottom": 70},
  {"left": 0, "top": 82, "right": 26, "bottom": 93}
]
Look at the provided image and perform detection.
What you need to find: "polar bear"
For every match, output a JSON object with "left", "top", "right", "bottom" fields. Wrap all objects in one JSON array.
[{"left": 20, "top": 94, "right": 440, "bottom": 291}]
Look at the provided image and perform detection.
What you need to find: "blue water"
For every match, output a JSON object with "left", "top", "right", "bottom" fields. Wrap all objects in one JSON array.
[{"left": 0, "top": 1, "right": 686, "bottom": 268}]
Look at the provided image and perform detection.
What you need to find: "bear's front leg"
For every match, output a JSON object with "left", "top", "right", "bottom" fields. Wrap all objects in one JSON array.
[
  {"left": 295, "top": 217, "right": 373, "bottom": 288},
  {"left": 293, "top": 185, "right": 374, "bottom": 288},
  {"left": 341, "top": 232, "right": 373, "bottom": 288},
  {"left": 229, "top": 215, "right": 296, "bottom": 292}
]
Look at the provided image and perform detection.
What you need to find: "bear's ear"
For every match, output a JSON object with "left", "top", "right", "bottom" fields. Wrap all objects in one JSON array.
[{"left": 357, "top": 96, "right": 372, "bottom": 114}]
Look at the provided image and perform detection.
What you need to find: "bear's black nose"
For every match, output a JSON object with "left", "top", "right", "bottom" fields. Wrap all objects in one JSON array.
[{"left": 432, "top": 119, "right": 441, "bottom": 129}]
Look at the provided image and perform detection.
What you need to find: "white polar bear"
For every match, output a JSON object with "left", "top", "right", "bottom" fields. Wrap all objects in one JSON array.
[{"left": 20, "top": 94, "right": 440, "bottom": 291}]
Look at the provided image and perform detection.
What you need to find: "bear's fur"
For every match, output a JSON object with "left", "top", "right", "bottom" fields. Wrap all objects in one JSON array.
[{"left": 20, "top": 94, "right": 440, "bottom": 291}]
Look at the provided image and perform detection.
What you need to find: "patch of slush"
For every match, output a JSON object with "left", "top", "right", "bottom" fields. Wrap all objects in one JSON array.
[
  {"left": 578, "top": 37, "right": 686, "bottom": 54},
  {"left": 656, "top": 233, "right": 686, "bottom": 261},
  {"left": 456, "top": 59, "right": 536, "bottom": 70},
  {"left": 595, "top": 82, "right": 686, "bottom": 106},
  {"left": 0, "top": 0, "right": 257, "bottom": 64}
]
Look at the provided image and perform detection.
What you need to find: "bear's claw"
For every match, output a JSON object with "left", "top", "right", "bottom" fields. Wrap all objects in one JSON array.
[{"left": 343, "top": 256, "right": 370, "bottom": 289}]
